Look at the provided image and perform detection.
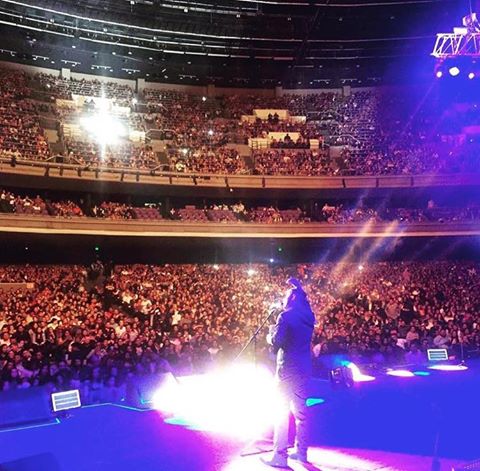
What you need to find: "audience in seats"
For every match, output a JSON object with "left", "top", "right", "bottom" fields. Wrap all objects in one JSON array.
[
  {"left": 3, "top": 189, "right": 480, "bottom": 225},
  {"left": 0, "top": 68, "right": 476, "bottom": 177},
  {"left": 1, "top": 262, "right": 479, "bottom": 400}
]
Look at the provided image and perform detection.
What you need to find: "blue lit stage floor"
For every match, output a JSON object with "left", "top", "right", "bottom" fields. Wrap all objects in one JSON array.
[
  {"left": 2, "top": 360, "right": 479, "bottom": 471},
  {"left": 0, "top": 403, "right": 467, "bottom": 471}
]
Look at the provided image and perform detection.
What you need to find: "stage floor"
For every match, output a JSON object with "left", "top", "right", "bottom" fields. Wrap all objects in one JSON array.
[{"left": 0, "top": 404, "right": 465, "bottom": 471}]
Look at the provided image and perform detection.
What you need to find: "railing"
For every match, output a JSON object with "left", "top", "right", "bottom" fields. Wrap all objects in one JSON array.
[
  {"left": 2, "top": 157, "right": 480, "bottom": 190},
  {"left": 2, "top": 213, "right": 480, "bottom": 238}
]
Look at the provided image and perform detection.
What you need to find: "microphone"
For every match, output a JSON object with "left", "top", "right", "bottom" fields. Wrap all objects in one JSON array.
[{"left": 268, "top": 300, "right": 282, "bottom": 314}]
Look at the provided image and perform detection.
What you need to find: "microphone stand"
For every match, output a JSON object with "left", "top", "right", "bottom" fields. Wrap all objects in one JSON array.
[
  {"left": 236, "top": 306, "right": 279, "bottom": 458},
  {"left": 458, "top": 330, "right": 465, "bottom": 365},
  {"left": 234, "top": 307, "right": 277, "bottom": 365}
]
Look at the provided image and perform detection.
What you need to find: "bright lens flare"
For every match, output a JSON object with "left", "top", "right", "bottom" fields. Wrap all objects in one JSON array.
[
  {"left": 80, "top": 114, "right": 127, "bottom": 145},
  {"left": 449, "top": 66, "right": 460, "bottom": 77},
  {"left": 152, "top": 364, "right": 285, "bottom": 439}
]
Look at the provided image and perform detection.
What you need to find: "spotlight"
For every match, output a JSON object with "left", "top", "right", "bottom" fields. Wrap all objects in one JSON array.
[
  {"left": 80, "top": 115, "right": 127, "bottom": 145},
  {"left": 435, "top": 70, "right": 443, "bottom": 78},
  {"left": 449, "top": 66, "right": 460, "bottom": 77},
  {"left": 202, "top": 96, "right": 207, "bottom": 102},
  {"left": 468, "top": 72, "right": 475, "bottom": 79},
  {"left": 153, "top": 364, "right": 284, "bottom": 438},
  {"left": 330, "top": 366, "right": 354, "bottom": 388}
]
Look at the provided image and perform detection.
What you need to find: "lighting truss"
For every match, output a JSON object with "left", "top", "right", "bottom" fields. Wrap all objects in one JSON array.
[{"left": 432, "top": 32, "right": 480, "bottom": 59}]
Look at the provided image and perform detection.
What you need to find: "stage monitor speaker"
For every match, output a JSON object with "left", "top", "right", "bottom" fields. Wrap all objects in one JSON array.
[
  {"left": 0, "top": 386, "right": 52, "bottom": 429},
  {"left": 0, "top": 453, "right": 60, "bottom": 471}
]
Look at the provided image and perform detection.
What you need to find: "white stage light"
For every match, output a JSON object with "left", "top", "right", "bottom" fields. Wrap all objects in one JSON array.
[
  {"left": 80, "top": 114, "right": 127, "bottom": 145},
  {"left": 449, "top": 66, "right": 460, "bottom": 77},
  {"left": 153, "top": 364, "right": 285, "bottom": 439}
]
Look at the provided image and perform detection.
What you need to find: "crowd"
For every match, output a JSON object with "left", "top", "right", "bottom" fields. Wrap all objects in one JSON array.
[
  {"left": 313, "top": 202, "right": 480, "bottom": 224},
  {"left": 37, "top": 74, "right": 134, "bottom": 105},
  {"left": 0, "top": 69, "right": 50, "bottom": 161},
  {"left": 64, "top": 138, "right": 158, "bottom": 170},
  {"left": 169, "top": 147, "right": 247, "bottom": 174},
  {"left": 253, "top": 148, "right": 333, "bottom": 176},
  {"left": 1, "top": 261, "right": 480, "bottom": 401},
  {"left": 0, "top": 190, "right": 83, "bottom": 218},
  {"left": 0, "top": 68, "right": 478, "bottom": 177},
  {"left": 3, "top": 189, "right": 480, "bottom": 225}
]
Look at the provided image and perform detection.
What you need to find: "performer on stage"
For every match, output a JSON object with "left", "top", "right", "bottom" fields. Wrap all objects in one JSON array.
[{"left": 261, "top": 278, "right": 315, "bottom": 468}]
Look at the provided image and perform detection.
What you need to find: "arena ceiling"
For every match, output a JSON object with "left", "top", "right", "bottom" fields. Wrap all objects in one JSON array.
[{"left": 0, "top": 0, "right": 473, "bottom": 86}]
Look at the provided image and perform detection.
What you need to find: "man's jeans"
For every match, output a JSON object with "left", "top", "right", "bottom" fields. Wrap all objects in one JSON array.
[{"left": 273, "top": 377, "right": 309, "bottom": 457}]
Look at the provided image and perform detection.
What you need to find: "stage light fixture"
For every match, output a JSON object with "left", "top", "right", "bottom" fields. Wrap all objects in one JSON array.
[
  {"left": 339, "top": 361, "right": 375, "bottom": 383},
  {"left": 468, "top": 72, "right": 475, "bottom": 79},
  {"left": 51, "top": 390, "right": 81, "bottom": 412},
  {"left": 435, "top": 70, "right": 443, "bottom": 78},
  {"left": 449, "top": 66, "right": 460, "bottom": 76}
]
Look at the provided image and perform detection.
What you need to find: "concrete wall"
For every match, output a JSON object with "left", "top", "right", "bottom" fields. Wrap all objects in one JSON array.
[
  {"left": 0, "top": 60, "right": 59, "bottom": 76},
  {"left": 214, "top": 86, "right": 275, "bottom": 97}
]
